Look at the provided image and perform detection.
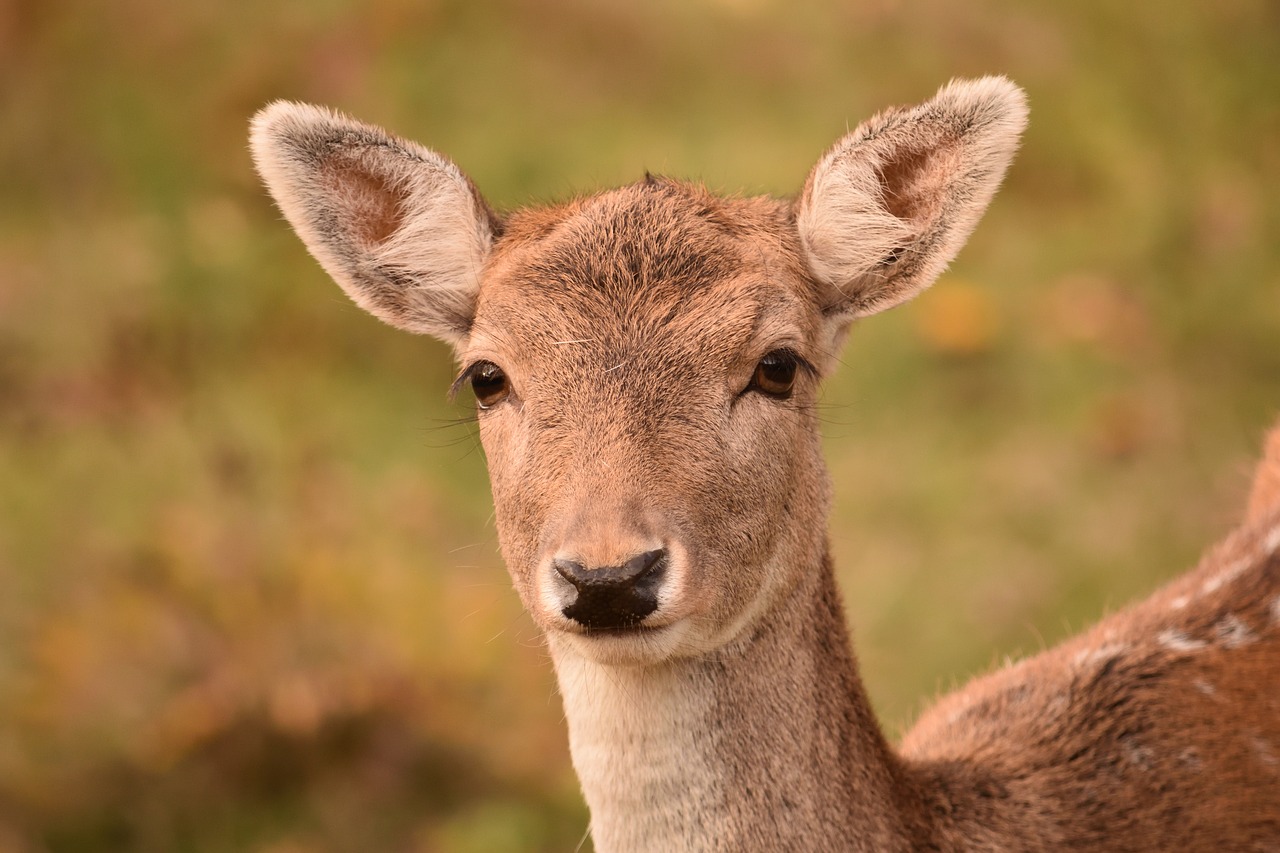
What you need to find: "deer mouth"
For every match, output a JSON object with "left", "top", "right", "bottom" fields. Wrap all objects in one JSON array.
[
  {"left": 549, "top": 616, "right": 694, "bottom": 666},
  {"left": 579, "top": 621, "right": 667, "bottom": 638}
]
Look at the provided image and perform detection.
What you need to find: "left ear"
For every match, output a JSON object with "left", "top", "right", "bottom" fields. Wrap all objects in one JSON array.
[
  {"left": 250, "top": 101, "right": 498, "bottom": 347},
  {"left": 797, "top": 77, "right": 1028, "bottom": 323}
]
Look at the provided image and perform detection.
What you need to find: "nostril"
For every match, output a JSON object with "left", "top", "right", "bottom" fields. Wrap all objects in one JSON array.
[
  {"left": 624, "top": 548, "right": 666, "bottom": 580},
  {"left": 553, "top": 557, "right": 587, "bottom": 589},
  {"left": 554, "top": 548, "right": 667, "bottom": 590}
]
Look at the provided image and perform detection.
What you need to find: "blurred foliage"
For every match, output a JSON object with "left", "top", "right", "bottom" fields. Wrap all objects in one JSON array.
[{"left": 1, "top": 0, "right": 1278, "bottom": 850}]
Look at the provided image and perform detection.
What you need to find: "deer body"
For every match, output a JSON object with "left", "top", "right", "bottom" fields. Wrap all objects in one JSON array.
[{"left": 251, "top": 79, "right": 1280, "bottom": 851}]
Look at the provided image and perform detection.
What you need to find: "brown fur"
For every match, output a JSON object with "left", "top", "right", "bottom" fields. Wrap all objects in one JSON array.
[
  {"left": 252, "top": 79, "right": 1280, "bottom": 851},
  {"left": 1246, "top": 423, "right": 1280, "bottom": 524},
  {"left": 904, "top": 505, "right": 1280, "bottom": 849}
]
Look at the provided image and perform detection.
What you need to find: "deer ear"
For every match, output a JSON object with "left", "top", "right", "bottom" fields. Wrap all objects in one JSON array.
[
  {"left": 797, "top": 77, "right": 1027, "bottom": 322},
  {"left": 250, "top": 102, "right": 497, "bottom": 345}
]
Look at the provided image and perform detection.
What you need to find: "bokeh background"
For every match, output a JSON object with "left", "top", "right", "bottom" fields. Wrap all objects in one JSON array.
[{"left": 2, "top": 1, "right": 1278, "bottom": 850}]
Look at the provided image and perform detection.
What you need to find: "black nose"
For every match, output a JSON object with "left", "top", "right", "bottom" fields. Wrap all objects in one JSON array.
[{"left": 553, "top": 548, "right": 667, "bottom": 630}]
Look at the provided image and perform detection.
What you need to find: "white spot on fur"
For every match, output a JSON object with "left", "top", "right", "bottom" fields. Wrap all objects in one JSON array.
[
  {"left": 1157, "top": 629, "right": 1206, "bottom": 653},
  {"left": 1202, "top": 557, "right": 1250, "bottom": 595},
  {"left": 1193, "top": 679, "right": 1217, "bottom": 696},
  {"left": 1214, "top": 614, "right": 1255, "bottom": 648},
  {"left": 1046, "top": 693, "right": 1069, "bottom": 719},
  {"left": 1073, "top": 643, "right": 1127, "bottom": 668},
  {"left": 1120, "top": 734, "right": 1154, "bottom": 770},
  {"left": 945, "top": 696, "right": 974, "bottom": 726},
  {"left": 1178, "top": 747, "right": 1202, "bottom": 770},
  {"left": 1170, "top": 595, "right": 1190, "bottom": 610},
  {"left": 1005, "top": 683, "right": 1031, "bottom": 705},
  {"left": 1253, "top": 736, "right": 1278, "bottom": 768},
  {"left": 1264, "top": 525, "right": 1280, "bottom": 556}
]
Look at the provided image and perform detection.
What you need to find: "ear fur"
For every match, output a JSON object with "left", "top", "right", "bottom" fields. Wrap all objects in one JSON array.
[
  {"left": 250, "top": 102, "right": 497, "bottom": 345},
  {"left": 797, "top": 76, "right": 1028, "bottom": 321}
]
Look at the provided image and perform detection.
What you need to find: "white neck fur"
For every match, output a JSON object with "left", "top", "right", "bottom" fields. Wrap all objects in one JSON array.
[{"left": 549, "top": 562, "right": 906, "bottom": 852}]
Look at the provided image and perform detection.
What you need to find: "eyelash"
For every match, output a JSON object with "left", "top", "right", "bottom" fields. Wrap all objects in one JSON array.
[{"left": 453, "top": 360, "right": 512, "bottom": 409}]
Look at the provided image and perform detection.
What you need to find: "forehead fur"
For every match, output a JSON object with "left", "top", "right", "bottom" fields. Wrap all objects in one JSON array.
[
  {"left": 485, "top": 177, "right": 813, "bottom": 312},
  {"left": 471, "top": 175, "right": 819, "bottom": 356}
]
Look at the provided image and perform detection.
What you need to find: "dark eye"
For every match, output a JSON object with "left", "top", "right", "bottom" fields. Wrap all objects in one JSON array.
[
  {"left": 749, "top": 350, "right": 800, "bottom": 398},
  {"left": 469, "top": 361, "right": 510, "bottom": 409}
]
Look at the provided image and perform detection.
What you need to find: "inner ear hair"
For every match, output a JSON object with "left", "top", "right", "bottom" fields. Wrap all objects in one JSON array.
[{"left": 326, "top": 155, "right": 407, "bottom": 249}]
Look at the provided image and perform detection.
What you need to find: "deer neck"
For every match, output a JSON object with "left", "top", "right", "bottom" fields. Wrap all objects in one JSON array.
[{"left": 549, "top": 548, "right": 917, "bottom": 853}]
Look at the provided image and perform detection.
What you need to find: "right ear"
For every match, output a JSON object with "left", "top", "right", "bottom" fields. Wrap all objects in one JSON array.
[
  {"left": 250, "top": 102, "right": 498, "bottom": 346},
  {"left": 796, "top": 77, "right": 1027, "bottom": 325}
]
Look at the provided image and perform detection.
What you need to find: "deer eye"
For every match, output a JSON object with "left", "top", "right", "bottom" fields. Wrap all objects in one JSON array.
[
  {"left": 469, "top": 361, "right": 510, "bottom": 409},
  {"left": 749, "top": 350, "right": 800, "bottom": 398}
]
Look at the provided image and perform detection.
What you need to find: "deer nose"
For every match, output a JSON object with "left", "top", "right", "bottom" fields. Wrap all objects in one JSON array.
[{"left": 552, "top": 548, "right": 667, "bottom": 630}]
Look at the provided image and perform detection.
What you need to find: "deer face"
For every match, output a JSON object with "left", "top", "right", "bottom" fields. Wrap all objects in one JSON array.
[
  {"left": 251, "top": 78, "right": 1027, "bottom": 664},
  {"left": 460, "top": 185, "right": 834, "bottom": 662}
]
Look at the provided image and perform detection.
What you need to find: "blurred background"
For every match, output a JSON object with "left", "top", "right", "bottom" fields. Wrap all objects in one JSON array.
[{"left": 1, "top": 0, "right": 1278, "bottom": 850}]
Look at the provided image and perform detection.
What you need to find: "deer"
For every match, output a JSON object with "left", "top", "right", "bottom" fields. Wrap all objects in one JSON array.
[{"left": 250, "top": 78, "right": 1280, "bottom": 851}]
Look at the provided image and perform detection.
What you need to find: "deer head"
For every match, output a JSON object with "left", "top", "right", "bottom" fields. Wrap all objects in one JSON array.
[{"left": 250, "top": 78, "right": 1027, "bottom": 668}]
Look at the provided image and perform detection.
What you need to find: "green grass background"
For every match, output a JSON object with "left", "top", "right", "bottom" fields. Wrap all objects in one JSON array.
[{"left": 2, "top": 1, "right": 1278, "bottom": 850}]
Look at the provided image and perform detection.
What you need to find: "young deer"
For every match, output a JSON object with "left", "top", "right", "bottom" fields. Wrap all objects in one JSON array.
[{"left": 251, "top": 79, "right": 1280, "bottom": 851}]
